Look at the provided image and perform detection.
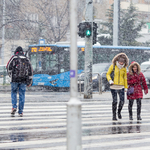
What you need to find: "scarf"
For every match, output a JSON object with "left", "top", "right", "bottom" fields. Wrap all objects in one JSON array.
[{"left": 116, "top": 61, "right": 125, "bottom": 70}]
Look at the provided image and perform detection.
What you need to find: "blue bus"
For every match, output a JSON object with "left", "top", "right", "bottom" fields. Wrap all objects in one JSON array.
[{"left": 28, "top": 43, "right": 150, "bottom": 91}]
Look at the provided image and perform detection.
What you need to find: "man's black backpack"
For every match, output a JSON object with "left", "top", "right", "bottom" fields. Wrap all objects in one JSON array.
[{"left": 13, "top": 55, "right": 30, "bottom": 79}]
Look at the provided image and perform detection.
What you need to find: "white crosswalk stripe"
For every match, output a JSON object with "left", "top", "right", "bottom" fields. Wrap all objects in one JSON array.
[{"left": 1, "top": 96, "right": 150, "bottom": 150}]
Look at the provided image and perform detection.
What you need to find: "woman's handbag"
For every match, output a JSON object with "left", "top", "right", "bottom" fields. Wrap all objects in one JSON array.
[
  {"left": 110, "top": 65, "right": 115, "bottom": 81},
  {"left": 127, "top": 87, "right": 134, "bottom": 96}
]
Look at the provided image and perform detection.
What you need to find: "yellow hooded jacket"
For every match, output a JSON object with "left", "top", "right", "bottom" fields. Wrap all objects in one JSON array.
[{"left": 106, "top": 64, "right": 128, "bottom": 89}]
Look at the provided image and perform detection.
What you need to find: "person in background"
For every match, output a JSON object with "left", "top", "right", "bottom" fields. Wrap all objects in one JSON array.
[
  {"left": 6, "top": 46, "right": 33, "bottom": 117},
  {"left": 106, "top": 53, "right": 129, "bottom": 121},
  {"left": 127, "top": 61, "right": 148, "bottom": 120}
]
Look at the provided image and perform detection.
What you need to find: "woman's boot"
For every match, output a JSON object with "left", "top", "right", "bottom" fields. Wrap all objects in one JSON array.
[
  {"left": 118, "top": 101, "right": 124, "bottom": 119},
  {"left": 112, "top": 102, "right": 117, "bottom": 121},
  {"left": 137, "top": 99, "right": 142, "bottom": 120},
  {"left": 128, "top": 100, "right": 134, "bottom": 120}
]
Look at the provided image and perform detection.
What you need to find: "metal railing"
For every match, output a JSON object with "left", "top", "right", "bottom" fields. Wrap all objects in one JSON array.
[
  {"left": 0, "top": 66, "right": 7, "bottom": 85},
  {"left": 78, "top": 71, "right": 107, "bottom": 95}
]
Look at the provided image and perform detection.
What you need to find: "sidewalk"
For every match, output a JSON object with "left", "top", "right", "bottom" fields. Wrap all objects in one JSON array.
[
  {"left": 79, "top": 89, "right": 150, "bottom": 100},
  {"left": 0, "top": 85, "right": 150, "bottom": 100}
]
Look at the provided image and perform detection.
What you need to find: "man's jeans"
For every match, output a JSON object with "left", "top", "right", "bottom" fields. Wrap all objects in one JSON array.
[{"left": 11, "top": 82, "right": 26, "bottom": 114}]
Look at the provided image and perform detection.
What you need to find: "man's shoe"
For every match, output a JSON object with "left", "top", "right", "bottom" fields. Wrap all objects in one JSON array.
[
  {"left": 18, "top": 113, "right": 23, "bottom": 117},
  {"left": 11, "top": 108, "right": 17, "bottom": 117}
]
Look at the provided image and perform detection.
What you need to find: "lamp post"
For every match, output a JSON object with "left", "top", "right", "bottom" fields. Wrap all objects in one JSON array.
[
  {"left": 67, "top": 0, "right": 82, "bottom": 149},
  {"left": 1, "top": 0, "right": 5, "bottom": 65}
]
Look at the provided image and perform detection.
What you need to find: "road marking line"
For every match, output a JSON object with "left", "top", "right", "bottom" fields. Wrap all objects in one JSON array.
[{"left": 1, "top": 132, "right": 150, "bottom": 149}]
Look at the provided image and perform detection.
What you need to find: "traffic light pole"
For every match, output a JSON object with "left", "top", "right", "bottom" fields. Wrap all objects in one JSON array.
[
  {"left": 67, "top": 0, "right": 82, "bottom": 149},
  {"left": 84, "top": 0, "right": 93, "bottom": 99}
]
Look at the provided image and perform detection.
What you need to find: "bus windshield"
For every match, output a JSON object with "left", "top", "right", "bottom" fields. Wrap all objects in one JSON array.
[
  {"left": 29, "top": 46, "right": 70, "bottom": 75},
  {"left": 30, "top": 52, "right": 59, "bottom": 75}
]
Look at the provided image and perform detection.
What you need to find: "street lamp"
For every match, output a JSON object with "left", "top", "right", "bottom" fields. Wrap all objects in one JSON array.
[
  {"left": 67, "top": 0, "right": 82, "bottom": 149},
  {"left": 1, "top": 0, "right": 5, "bottom": 65}
]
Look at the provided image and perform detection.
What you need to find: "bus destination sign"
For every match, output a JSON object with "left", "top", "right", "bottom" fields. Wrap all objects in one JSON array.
[{"left": 31, "top": 47, "right": 53, "bottom": 52}]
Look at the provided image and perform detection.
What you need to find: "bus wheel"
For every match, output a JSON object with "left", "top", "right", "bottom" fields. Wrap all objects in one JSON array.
[
  {"left": 64, "top": 87, "right": 69, "bottom": 92},
  {"left": 53, "top": 87, "right": 59, "bottom": 92}
]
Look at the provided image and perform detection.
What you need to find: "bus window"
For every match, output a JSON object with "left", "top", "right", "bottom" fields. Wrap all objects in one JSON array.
[
  {"left": 50, "top": 53, "right": 58, "bottom": 68},
  {"left": 45, "top": 55, "right": 50, "bottom": 70},
  {"left": 63, "top": 52, "right": 70, "bottom": 72},
  {"left": 38, "top": 54, "right": 42, "bottom": 71},
  {"left": 30, "top": 54, "right": 37, "bottom": 71}
]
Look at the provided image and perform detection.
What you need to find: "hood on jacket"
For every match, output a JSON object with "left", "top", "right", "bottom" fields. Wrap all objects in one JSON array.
[
  {"left": 112, "top": 53, "right": 129, "bottom": 68},
  {"left": 128, "top": 61, "right": 141, "bottom": 75}
]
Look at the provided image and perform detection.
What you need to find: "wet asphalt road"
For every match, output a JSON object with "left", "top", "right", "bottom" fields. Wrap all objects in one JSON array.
[{"left": 0, "top": 91, "right": 150, "bottom": 149}]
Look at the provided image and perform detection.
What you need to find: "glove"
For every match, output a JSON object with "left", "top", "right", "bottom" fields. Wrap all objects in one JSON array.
[
  {"left": 109, "top": 80, "right": 114, "bottom": 85},
  {"left": 144, "top": 89, "right": 148, "bottom": 95}
]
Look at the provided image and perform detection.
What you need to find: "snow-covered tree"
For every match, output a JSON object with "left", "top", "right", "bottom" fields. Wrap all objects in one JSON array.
[{"left": 98, "top": 3, "right": 145, "bottom": 46}]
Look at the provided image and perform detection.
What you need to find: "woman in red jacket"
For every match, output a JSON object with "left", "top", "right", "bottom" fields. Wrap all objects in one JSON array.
[{"left": 127, "top": 61, "right": 148, "bottom": 120}]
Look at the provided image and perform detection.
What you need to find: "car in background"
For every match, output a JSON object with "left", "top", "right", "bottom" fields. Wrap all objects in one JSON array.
[
  {"left": 141, "top": 60, "right": 150, "bottom": 87},
  {"left": 0, "top": 65, "right": 10, "bottom": 84},
  {"left": 78, "top": 63, "right": 111, "bottom": 92}
]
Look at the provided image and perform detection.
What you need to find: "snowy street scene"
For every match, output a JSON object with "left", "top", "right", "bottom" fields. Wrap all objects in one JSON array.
[{"left": 0, "top": 0, "right": 150, "bottom": 150}]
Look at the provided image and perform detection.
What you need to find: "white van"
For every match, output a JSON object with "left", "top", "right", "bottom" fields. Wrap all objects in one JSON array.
[
  {"left": 141, "top": 60, "right": 150, "bottom": 85},
  {"left": 141, "top": 60, "right": 150, "bottom": 70}
]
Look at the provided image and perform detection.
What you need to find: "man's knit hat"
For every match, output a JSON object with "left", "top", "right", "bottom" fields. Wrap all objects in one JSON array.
[{"left": 14, "top": 46, "right": 23, "bottom": 54}]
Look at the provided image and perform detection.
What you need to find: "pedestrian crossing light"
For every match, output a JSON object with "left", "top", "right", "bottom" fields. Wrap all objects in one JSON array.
[
  {"left": 85, "top": 22, "right": 92, "bottom": 37},
  {"left": 86, "top": 29, "right": 91, "bottom": 37}
]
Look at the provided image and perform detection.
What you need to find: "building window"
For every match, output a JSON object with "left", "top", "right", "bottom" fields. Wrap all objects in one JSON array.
[
  {"left": 25, "top": 13, "right": 39, "bottom": 28},
  {"left": 144, "top": 0, "right": 150, "bottom": 4},
  {"left": 132, "top": 0, "right": 139, "bottom": 4},
  {"left": 94, "top": 0, "right": 104, "bottom": 4}
]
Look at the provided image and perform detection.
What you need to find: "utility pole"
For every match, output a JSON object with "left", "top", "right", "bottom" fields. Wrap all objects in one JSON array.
[
  {"left": 84, "top": 0, "right": 93, "bottom": 99},
  {"left": 67, "top": 0, "right": 82, "bottom": 149},
  {"left": 113, "top": 0, "right": 119, "bottom": 46},
  {"left": 118, "top": 0, "right": 120, "bottom": 46},
  {"left": 1, "top": 0, "right": 5, "bottom": 65}
]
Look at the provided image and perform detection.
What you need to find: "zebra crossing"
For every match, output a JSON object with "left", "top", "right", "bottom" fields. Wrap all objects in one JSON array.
[{"left": 0, "top": 93, "right": 150, "bottom": 149}]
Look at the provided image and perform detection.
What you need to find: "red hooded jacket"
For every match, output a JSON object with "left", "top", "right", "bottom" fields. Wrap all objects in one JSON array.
[{"left": 127, "top": 62, "right": 148, "bottom": 100}]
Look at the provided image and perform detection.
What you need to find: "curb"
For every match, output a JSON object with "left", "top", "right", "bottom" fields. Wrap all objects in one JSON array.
[{"left": 0, "top": 85, "right": 11, "bottom": 92}]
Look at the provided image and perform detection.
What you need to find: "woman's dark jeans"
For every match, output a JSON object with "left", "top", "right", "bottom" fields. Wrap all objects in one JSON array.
[{"left": 111, "top": 88, "right": 125, "bottom": 104}]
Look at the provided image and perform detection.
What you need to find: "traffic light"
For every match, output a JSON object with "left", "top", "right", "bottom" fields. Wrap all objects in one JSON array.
[
  {"left": 93, "top": 22, "right": 98, "bottom": 45},
  {"left": 78, "top": 22, "right": 97, "bottom": 44},
  {"left": 78, "top": 22, "right": 92, "bottom": 38},
  {"left": 78, "top": 22, "right": 86, "bottom": 38},
  {"left": 85, "top": 22, "right": 92, "bottom": 37}
]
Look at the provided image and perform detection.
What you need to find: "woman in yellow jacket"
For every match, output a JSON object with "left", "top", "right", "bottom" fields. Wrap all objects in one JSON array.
[{"left": 106, "top": 53, "right": 129, "bottom": 121}]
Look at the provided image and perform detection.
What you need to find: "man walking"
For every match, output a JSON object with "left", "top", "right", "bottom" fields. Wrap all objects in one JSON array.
[{"left": 6, "top": 46, "right": 33, "bottom": 117}]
